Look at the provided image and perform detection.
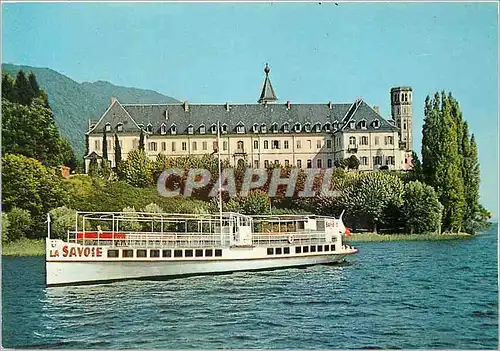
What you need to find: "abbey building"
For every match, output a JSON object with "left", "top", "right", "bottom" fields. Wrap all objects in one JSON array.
[{"left": 85, "top": 65, "right": 413, "bottom": 171}]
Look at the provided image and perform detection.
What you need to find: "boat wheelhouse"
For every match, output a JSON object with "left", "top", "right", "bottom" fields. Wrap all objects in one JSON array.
[{"left": 46, "top": 211, "right": 357, "bottom": 286}]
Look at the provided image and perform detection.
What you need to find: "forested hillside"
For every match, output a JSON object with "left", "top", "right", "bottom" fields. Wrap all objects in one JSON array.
[{"left": 2, "top": 63, "right": 178, "bottom": 156}]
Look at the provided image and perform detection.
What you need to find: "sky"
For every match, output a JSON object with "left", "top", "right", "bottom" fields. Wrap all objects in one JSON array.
[{"left": 2, "top": 1, "right": 498, "bottom": 218}]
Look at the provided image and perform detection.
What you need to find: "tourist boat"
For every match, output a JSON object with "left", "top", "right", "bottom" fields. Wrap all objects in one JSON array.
[{"left": 45, "top": 211, "right": 357, "bottom": 286}]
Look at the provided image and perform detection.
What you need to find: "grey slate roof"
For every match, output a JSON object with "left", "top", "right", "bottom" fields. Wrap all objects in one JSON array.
[
  {"left": 88, "top": 99, "right": 398, "bottom": 135},
  {"left": 258, "top": 76, "right": 278, "bottom": 103}
]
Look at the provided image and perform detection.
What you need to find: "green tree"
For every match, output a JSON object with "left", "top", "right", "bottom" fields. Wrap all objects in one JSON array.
[
  {"left": 239, "top": 190, "right": 271, "bottom": 215},
  {"left": 401, "top": 181, "right": 443, "bottom": 234},
  {"left": 59, "top": 138, "right": 77, "bottom": 170},
  {"left": 88, "top": 156, "right": 100, "bottom": 178},
  {"left": 49, "top": 206, "right": 82, "bottom": 239},
  {"left": 1, "top": 72, "right": 16, "bottom": 101},
  {"left": 5, "top": 207, "right": 32, "bottom": 242},
  {"left": 123, "top": 150, "right": 152, "bottom": 187},
  {"left": 102, "top": 130, "right": 108, "bottom": 161},
  {"left": 2, "top": 212, "right": 10, "bottom": 243},
  {"left": 14, "top": 70, "right": 35, "bottom": 105},
  {"left": 114, "top": 133, "right": 122, "bottom": 166},
  {"left": 28, "top": 72, "right": 40, "bottom": 96},
  {"left": 346, "top": 155, "right": 360, "bottom": 170},
  {"left": 139, "top": 129, "right": 145, "bottom": 151},
  {"left": 120, "top": 206, "right": 142, "bottom": 232}
]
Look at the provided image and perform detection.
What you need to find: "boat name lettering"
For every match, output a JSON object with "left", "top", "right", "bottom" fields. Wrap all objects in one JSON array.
[{"left": 62, "top": 246, "right": 103, "bottom": 258}]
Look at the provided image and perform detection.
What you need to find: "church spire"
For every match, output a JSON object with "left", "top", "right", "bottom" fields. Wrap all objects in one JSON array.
[{"left": 258, "top": 63, "right": 278, "bottom": 104}]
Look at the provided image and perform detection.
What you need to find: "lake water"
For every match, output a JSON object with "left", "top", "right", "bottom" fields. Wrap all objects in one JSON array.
[{"left": 2, "top": 225, "right": 498, "bottom": 349}]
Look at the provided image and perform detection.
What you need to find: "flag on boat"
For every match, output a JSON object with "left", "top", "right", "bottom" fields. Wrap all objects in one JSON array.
[{"left": 345, "top": 227, "right": 352, "bottom": 236}]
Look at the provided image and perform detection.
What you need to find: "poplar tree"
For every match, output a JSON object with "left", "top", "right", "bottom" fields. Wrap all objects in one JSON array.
[
  {"left": 139, "top": 129, "right": 145, "bottom": 151},
  {"left": 114, "top": 133, "right": 122, "bottom": 165},
  {"left": 102, "top": 129, "right": 108, "bottom": 161},
  {"left": 14, "top": 70, "right": 35, "bottom": 105}
]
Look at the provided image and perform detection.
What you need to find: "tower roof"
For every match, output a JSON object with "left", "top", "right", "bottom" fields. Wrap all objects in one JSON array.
[{"left": 258, "top": 63, "right": 278, "bottom": 104}]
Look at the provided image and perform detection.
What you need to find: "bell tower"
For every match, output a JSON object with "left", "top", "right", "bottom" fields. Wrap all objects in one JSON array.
[{"left": 391, "top": 86, "right": 413, "bottom": 152}]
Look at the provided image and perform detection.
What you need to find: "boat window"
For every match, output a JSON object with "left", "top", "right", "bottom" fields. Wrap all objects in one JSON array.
[
  {"left": 295, "top": 246, "right": 302, "bottom": 254},
  {"left": 267, "top": 248, "right": 274, "bottom": 255},
  {"left": 122, "top": 249, "right": 133, "bottom": 258},
  {"left": 195, "top": 249, "right": 203, "bottom": 257},
  {"left": 108, "top": 249, "right": 119, "bottom": 258},
  {"left": 331, "top": 245, "right": 336, "bottom": 251},
  {"left": 303, "top": 246, "right": 309, "bottom": 253},
  {"left": 317, "top": 245, "right": 323, "bottom": 252},
  {"left": 150, "top": 249, "right": 160, "bottom": 258},
  {"left": 205, "top": 249, "right": 213, "bottom": 257},
  {"left": 310, "top": 246, "right": 316, "bottom": 253},
  {"left": 185, "top": 249, "right": 193, "bottom": 257},
  {"left": 284, "top": 247, "right": 290, "bottom": 254},
  {"left": 162, "top": 249, "right": 172, "bottom": 257},
  {"left": 324, "top": 245, "right": 330, "bottom": 252},
  {"left": 276, "top": 247, "right": 282, "bottom": 255},
  {"left": 174, "top": 249, "right": 183, "bottom": 258},
  {"left": 215, "top": 249, "right": 222, "bottom": 257},
  {"left": 137, "top": 249, "right": 147, "bottom": 258}
]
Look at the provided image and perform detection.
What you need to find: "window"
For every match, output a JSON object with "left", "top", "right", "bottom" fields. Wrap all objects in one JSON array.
[
  {"left": 108, "top": 249, "right": 119, "bottom": 258},
  {"left": 195, "top": 249, "right": 203, "bottom": 257},
  {"left": 324, "top": 245, "right": 330, "bottom": 252},
  {"left": 94, "top": 140, "right": 101, "bottom": 151},
  {"left": 264, "top": 160, "right": 269, "bottom": 168},
  {"left": 237, "top": 141, "right": 244, "bottom": 150},
  {"left": 386, "top": 156, "right": 395, "bottom": 165},
  {"left": 253, "top": 124, "right": 259, "bottom": 133},
  {"left": 274, "top": 160, "right": 279, "bottom": 165},
  {"left": 295, "top": 246, "right": 302, "bottom": 254},
  {"left": 267, "top": 248, "right": 274, "bottom": 255},
  {"left": 304, "top": 123, "right": 311, "bottom": 132},
  {"left": 326, "top": 140, "right": 332, "bottom": 148},
  {"left": 223, "top": 141, "right": 228, "bottom": 151},
  {"left": 307, "top": 160, "right": 312, "bottom": 168},
  {"left": 317, "top": 140, "right": 322, "bottom": 149},
  {"left": 205, "top": 249, "right": 213, "bottom": 257},
  {"left": 315, "top": 123, "right": 322, "bottom": 132},
  {"left": 261, "top": 124, "right": 267, "bottom": 133},
  {"left": 317, "top": 159, "right": 322, "bottom": 168},
  {"left": 117, "top": 123, "right": 123, "bottom": 132},
  {"left": 202, "top": 141, "right": 207, "bottom": 150},
  {"left": 349, "top": 136, "right": 356, "bottom": 145},
  {"left": 283, "top": 123, "right": 290, "bottom": 133},
  {"left": 200, "top": 125, "right": 206, "bottom": 134},
  {"left": 172, "top": 142, "right": 176, "bottom": 152},
  {"left": 254, "top": 160, "right": 259, "bottom": 168},
  {"left": 283, "top": 140, "right": 289, "bottom": 149},
  {"left": 182, "top": 142, "right": 187, "bottom": 151},
  {"left": 215, "top": 249, "right": 222, "bottom": 257},
  {"left": 296, "top": 140, "right": 301, "bottom": 149},
  {"left": 361, "top": 136, "right": 368, "bottom": 145},
  {"left": 360, "top": 120, "right": 367, "bottom": 129},
  {"left": 331, "top": 244, "right": 336, "bottom": 251},
  {"left": 221, "top": 124, "right": 228, "bottom": 134},
  {"left": 361, "top": 156, "right": 368, "bottom": 165},
  {"left": 264, "top": 140, "right": 269, "bottom": 149},
  {"left": 294, "top": 123, "right": 301, "bottom": 132},
  {"left": 171, "top": 125, "right": 177, "bottom": 135},
  {"left": 333, "top": 121, "right": 338, "bottom": 130},
  {"left": 272, "top": 123, "right": 278, "bottom": 133},
  {"left": 385, "top": 136, "right": 394, "bottom": 145},
  {"left": 303, "top": 246, "right": 309, "bottom": 253},
  {"left": 327, "top": 159, "right": 332, "bottom": 168},
  {"left": 192, "top": 142, "right": 197, "bottom": 151},
  {"left": 162, "top": 249, "right": 172, "bottom": 257},
  {"left": 149, "top": 142, "right": 157, "bottom": 151},
  {"left": 186, "top": 125, "right": 193, "bottom": 135},
  {"left": 137, "top": 249, "right": 147, "bottom": 258},
  {"left": 150, "top": 250, "right": 160, "bottom": 258},
  {"left": 272, "top": 140, "right": 280, "bottom": 149},
  {"left": 160, "top": 124, "right": 167, "bottom": 135},
  {"left": 373, "top": 120, "right": 380, "bottom": 129},
  {"left": 185, "top": 249, "right": 193, "bottom": 257},
  {"left": 374, "top": 156, "right": 382, "bottom": 165},
  {"left": 285, "top": 160, "right": 289, "bottom": 167},
  {"left": 237, "top": 124, "right": 245, "bottom": 133},
  {"left": 324, "top": 123, "right": 331, "bottom": 132},
  {"left": 284, "top": 247, "right": 290, "bottom": 254},
  {"left": 374, "top": 137, "right": 379, "bottom": 145},
  {"left": 276, "top": 247, "right": 282, "bottom": 255},
  {"left": 105, "top": 124, "right": 111, "bottom": 132},
  {"left": 254, "top": 140, "right": 259, "bottom": 149},
  {"left": 297, "top": 160, "right": 302, "bottom": 168},
  {"left": 122, "top": 249, "right": 133, "bottom": 258},
  {"left": 403, "top": 123, "right": 407, "bottom": 130},
  {"left": 307, "top": 140, "right": 312, "bottom": 149},
  {"left": 161, "top": 142, "right": 166, "bottom": 151},
  {"left": 211, "top": 125, "right": 217, "bottom": 134},
  {"left": 349, "top": 121, "right": 355, "bottom": 129},
  {"left": 174, "top": 249, "right": 183, "bottom": 258},
  {"left": 318, "top": 245, "right": 323, "bottom": 252},
  {"left": 310, "top": 245, "right": 316, "bottom": 252}
]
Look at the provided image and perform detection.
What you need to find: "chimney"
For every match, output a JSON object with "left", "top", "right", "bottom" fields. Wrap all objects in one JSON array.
[
  {"left": 225, "top": 102, "right": 230, "bottom": 112},
  {"left": 328, "top": 101, "right": 333, "bottom": 109},
  {"left": 286, "top": 101, "right": 291, "bottom": 110},
  {"left": 183, "top": 101, "right": 189, "bottom": 112},
  {"left": 373, "top": 106, "right": 380, "bottom": 113},
  {"left": 110, "top": 96, "right": 117, "bottom": 105},
  {"left": 164, "top": 109, "right": 169, "bottom": 120}
]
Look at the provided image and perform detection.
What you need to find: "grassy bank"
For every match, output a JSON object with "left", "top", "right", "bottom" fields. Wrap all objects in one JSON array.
[
  {"left": 344, "top": 232, "right": 472, "bottom": 242},
  {"left": 2, "top": 238, "right": 45, "bottom": 256}
]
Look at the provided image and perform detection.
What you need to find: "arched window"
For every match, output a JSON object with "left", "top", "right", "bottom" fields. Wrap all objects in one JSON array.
[
  {"left": 187, "top": 124, "right": 194, "bottom": 134},
  {"left": 294, "top": 123, "right": 301, "bottom": 132},
  {"left": 253, "top": 140, "right": 258, "bottom": 149},
  {"left": 160, "top": 123, "right": 167, "bottom": 135},
  {"left": 264, "top": 140, "right": 269, "bottom": 149},
  {"left": 199, "top": 124, "right": 206, "bottom": 134},
  {"left": 261, "top": 124, "right": 267, "bottom": 133},
  {"left": 237, "top": 141, "right": 244, "bottom": 150},
  {"left": 283, "top": 122, "right": 290, "bottom": 133},
  {"left": 349, "top": 136, "right": 356, "bottom": 145},
  {"left": 116, "top": 123, "right": 123, "bottom": 132}
]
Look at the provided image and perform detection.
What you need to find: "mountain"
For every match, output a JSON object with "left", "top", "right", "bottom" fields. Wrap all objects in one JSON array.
[{"left": 2, "top": 63, "right": 178, "bottom": 157}]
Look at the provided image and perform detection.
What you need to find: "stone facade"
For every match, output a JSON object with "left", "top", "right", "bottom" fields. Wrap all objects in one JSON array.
[{"left": 85, "top": 66, "right": 413, "bottom": 172}]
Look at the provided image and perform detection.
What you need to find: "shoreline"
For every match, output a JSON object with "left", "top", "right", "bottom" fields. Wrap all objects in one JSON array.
[{"left": 2, "top": 232, "right": 475, "bottom": 257}]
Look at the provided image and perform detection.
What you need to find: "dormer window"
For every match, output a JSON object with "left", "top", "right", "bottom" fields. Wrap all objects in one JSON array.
[
  {"left": 147, "top": 123, "right": 153, "bottom": 133},
  {"left": 117, "top": 123, "right": 123, "bottom": 132},
  {"left": 200, "top": 124, "right": 206, "bottom": 134},
  {"left": 304, "top": 123, "right": 311, "bottom": 132},
  {"left": 359, "top": 120, "right": 367, "bottom": 129},
  {"left": 221, "top": 124, "right": 228, "bottom": 134},
  {"left": 373, "top": 119, "right": 380, "bottom": 129},
  {"left": 211, "top": 124, "right": 217, "bottom": 134},
  {"left": 171, "top": 124, "right": 177, "bottom": 135},
  {"left": 271, "top": 122, "right": 278, "bottom": 133},
  {"left": 283, "top": 122, "right": 290, "bottom": 133},
  {"left": 253, "top": 123, "right": 259, "bottom": 133},
  {"left": 105, "top": 123, "right": 111, "bottom": 132},
  {"left": 324, "top": 123, "right": 331, "bottom": 132},
  {"left": 333, "top": 120, "right": 339, "bottom": 130},
  {"left": 314, "top": 123, "right": 321, "bottom": 132},
  {"left": 187, "top": 124, "right": 194, "bottom": 135},
  {"left": 349, "top": 121, "right": 355, "bottom": 130},
  {"left": 294, "top": 123, "right": 301, "bottom": 132},
  {"left": 261, "top": 123, "right": 267, "bottom": 133},
  {"left": 236, "top": 122, "right": 245, "bottom": 134},
  {"left": 160, "top": 123, "right": 167, "bottom": 135}
]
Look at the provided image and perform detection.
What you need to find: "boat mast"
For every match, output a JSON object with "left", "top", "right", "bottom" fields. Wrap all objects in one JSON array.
[{"left": 217, "top": 120, "right": 223, "bottom": 245}]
